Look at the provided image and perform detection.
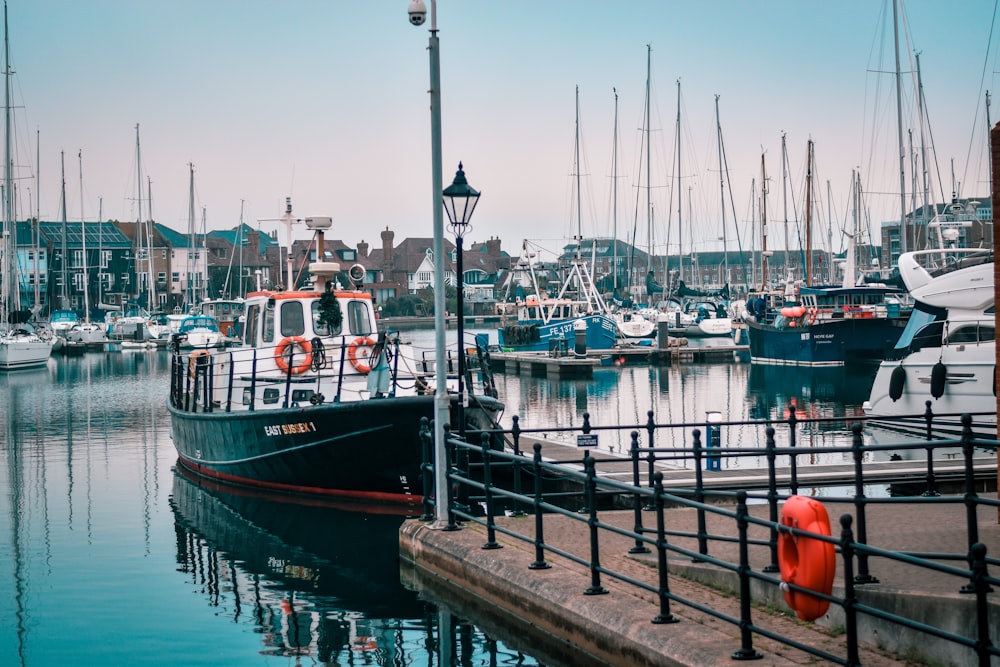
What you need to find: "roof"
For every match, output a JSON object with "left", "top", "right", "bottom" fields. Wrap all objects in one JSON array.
[{"left": 35, "top": 220, "right": 133, "bottom": 249}]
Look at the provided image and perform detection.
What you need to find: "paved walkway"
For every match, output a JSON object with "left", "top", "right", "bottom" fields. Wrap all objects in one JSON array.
[{"left": 401, "top": 496, "right": 1000, "bottom": 666}]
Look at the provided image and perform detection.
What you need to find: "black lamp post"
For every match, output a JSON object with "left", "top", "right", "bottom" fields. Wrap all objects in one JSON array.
[{"left": 442, "top": 162, "right": 480, "bottom": 436}]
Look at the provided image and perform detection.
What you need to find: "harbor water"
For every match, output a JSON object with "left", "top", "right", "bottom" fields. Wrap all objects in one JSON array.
[{"left": 0, "top": 330, "right": 882, "bottom": 666}]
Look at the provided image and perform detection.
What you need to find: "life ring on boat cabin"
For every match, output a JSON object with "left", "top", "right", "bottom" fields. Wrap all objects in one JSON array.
[
  {"left": 930, "top": 360, "right": 947, "bottom": 399},
  {"left": 188, "top": 349, "right": 211, "bottom": 379},
  {"left": 348, "top": 336, "right": 377, "bottom": 374},
  {"left": 274, "top": 336, "right": 313, "bottom": 375},
  {"left": 778, "top": 495, "right": 835, "bottom": 622},
  {"left": 807, "top": 308, "right": 818, "bottom": 326},
  {"left": 888, "top": 365, "right": 906, "bottom": 402}
]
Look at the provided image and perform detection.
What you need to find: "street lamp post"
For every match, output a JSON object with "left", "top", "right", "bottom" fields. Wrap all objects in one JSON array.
[
  {"left": 443, "top": 162, "right": 481, "bottom": 436},
  {"left": 409, "top": 0, "right": 451, "bottom": 526}
]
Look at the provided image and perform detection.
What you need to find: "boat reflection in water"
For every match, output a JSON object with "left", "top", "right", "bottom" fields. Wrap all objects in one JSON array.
[
  {"left": 170, "top": 467, "right": 427, "bottom": 660},
  {"left": 746, "top": 363, "right": 876, "bottom": 424}
]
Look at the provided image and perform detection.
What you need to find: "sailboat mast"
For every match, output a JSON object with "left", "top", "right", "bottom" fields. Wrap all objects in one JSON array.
[
  {"left": 187, "top": 163, "right": 195, "bottom": 308},
  {"left": 59, "top": 150, "right": 68, "bottom": 309},
  {"left": 893, "top": 0, "right": 908, "bottom": 254},
  {"left": 645, "top": 45, "right": 652, "bottom": 298},
  {"left": 78, "top": 149, "right": 89, "bottom": 321},
  {"left": 574, "top": 85, "right": 582, "bottom": 254},
  {"left": 1, "top": 1, "right": 9, "bottom": 325},
  {"left": 675, "top": 78, "right": 682, "bottom": 283},
  {"left": 33, "top": 128, "right": 39, "bottom": 311},
  {"left": 134, "top": 124, "right": 144, "bottom": 305},
  {"left": 715, "top": 94, "right": 728, "bottom": 289},
  {"left": 146, "top": 174, "right": 155, "bottom": 309},
  {"left": 611, "top": 87, "right": 618, "bottom": 293},
  {"left": 804, "top": 139, "right": 813, "bottom": 286},
  {"left": 760, "top": 153, "right": 769, "bottom": 291}
]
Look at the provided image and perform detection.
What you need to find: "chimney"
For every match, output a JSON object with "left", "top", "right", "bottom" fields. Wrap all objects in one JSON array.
[
  {"left": 357, "top": 240, "right": 369, "bottom": 260},
  {"left": 486, "top": 236, "right": 501, "bottom": 257},
  {"left": 381, "top": 227, "right": 395, "bottom": 279}
]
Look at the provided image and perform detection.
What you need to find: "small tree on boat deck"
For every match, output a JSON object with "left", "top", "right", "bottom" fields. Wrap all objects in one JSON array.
[{"left": 317, "top": 281, "right": 342, "bottom": 332}]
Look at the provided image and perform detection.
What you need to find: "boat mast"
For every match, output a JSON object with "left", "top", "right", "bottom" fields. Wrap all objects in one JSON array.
[
  {"left": 33, "top": 128, "right": 39, "bottom": 312},
  {"left": 674, "top": 78, "right": 682, "bottom": 283},
  {"left": 611, "top": 87, "right": 619, "bottom": 294},
  {"left": 59, "top": 150, "right": 68, "bottom": 310},
  {"left": 134, "top": 124, "right": 144, "bottom": 307},
  {"left": 804, "top": 139, "right": 813, "bottom": 287},
  {"left": 1, "top": 1, "right": 9, "bottom": 327},
  {"left": 78, "top": 149, "right": 89, "bottom": 322},
  {"left": 893, "top": 0, "right": 908, "bottom": 254},
  {"left": 146, "top": 174, "right": 155, "bottom": 309},
  {"left": 644, "top": 46, "right": 653, "bottom": 300},
  {"left": 715, "top": 94, "right": 728, "bottom": 289},
  {"left": 187, "top": 163, "right": 195, "bottom": 308},
  {"left": 760, "top": 153, "right": 769, "bottom": 291}
]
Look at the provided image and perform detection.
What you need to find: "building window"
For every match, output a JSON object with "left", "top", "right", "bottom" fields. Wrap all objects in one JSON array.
[
  {"left": 418, "top": 271, "right": 431, "bottom": 283},
  {"left": 72, "top": 250, "right": 85, "bottom": 267},
  {"left": 121, "top": 273, "right": 130, "bottom": 285},
  {"left": 172, "top": 272, "right": 180, "bottom": 283},
  {"left": 161, "top": 249, "right": 167, "bottom": 259},
  {"left": 101, "top": 250, "right": 111, "bottom": 268},
  {"left": 157, "top": 272, "right": 167, "bottom": 284}
]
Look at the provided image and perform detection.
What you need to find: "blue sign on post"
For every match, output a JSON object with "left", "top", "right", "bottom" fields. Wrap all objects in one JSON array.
[
  {"left": 577, "top": 434, "right": 598, "bottom": 448},
  {"left": 705, "top": 411, "right": 722, "bottom": 471}
]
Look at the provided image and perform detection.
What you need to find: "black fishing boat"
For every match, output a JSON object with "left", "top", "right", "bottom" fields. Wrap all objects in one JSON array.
[{"left": 168, "top": 215, "right": 504, "bottom": 505}]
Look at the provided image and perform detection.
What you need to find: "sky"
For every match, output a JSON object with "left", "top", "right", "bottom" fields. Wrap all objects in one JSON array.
[{"left": 6, "top": 0, "right": 999, "bottom": 264}]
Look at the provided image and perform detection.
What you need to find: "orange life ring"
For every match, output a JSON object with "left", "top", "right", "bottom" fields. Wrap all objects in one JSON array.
[
  {"left": 348, "top": 336, "right": 377, "bottom": 373},
  {"left": 778, "top": 495, "right": 836, "bottom": 621},
  {"left": 274, "top": 336, "right": 312, "bottom": 374},
  {"left": 807, "top": 308, "right": 818, "bottom": 325},
  {"left": 188, "top": 349, "right": 211, "bottom": 379}
]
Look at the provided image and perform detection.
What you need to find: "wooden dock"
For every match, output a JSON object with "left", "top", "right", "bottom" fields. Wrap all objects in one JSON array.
[{"left": 488, "top": 340, "right": 747, "bottom": 377}]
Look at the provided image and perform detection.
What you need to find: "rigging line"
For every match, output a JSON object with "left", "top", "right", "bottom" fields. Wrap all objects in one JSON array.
[{"left": 961, "top": 0, "right": 999, "bottom": 189}]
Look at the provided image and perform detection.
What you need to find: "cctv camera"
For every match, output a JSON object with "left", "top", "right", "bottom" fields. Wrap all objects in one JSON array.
[{"left": 408, "top": 0, "right": 427, "bottom": 25}]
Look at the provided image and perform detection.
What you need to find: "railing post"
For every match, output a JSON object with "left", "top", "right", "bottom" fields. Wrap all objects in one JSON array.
[
  {"left": 529, "top": 443, "right": 550, "bottom": 570},
  {"left": 839, "top": 514, "right": 862, "bottom": 667},
  {"left": 225, "top": 351, "right": 235, "bottom": 412},
  {"left": 481, "top": 432, "right": 502, "bottom": 550},
  {"left": 960, "top": 414, "right": 988, "bottom": 594},
  {"left": 583, "top": 454, "right": 608, "bottom": 596},
  {"left": 420, "top": 417, "right": 434, "bottom": 521},
  {"left": 786, "top": 408, "right": 799, "bottom": 494},
  {"left": 629, "top": 430, "right": 649, "bottom": 554},
  {"left": 850, "top": 422, "right": 878, "bottom": 584},
  {"left": 506, "top": 415, "right": 526, "bottom": 517},
  {"left": 731, "top": 490, "right": 763, "bottom": 660},
  {"left": 969, "top": 543, "right": 994, "bottom": 666},
  {"left": 691, "top": 428, "right": 708, "bottom": 561},
  {"left": 443, "top": 424, "right": 459, "bottom": 532},
  {"left": 923, "top": 400, "right": 939, "bottom": 496},
  {"left": 764, "top": 426, "right": 779, "bottom": 573},
  {"left": 651, "top": 472, "right": 678, "bottom": 624}
]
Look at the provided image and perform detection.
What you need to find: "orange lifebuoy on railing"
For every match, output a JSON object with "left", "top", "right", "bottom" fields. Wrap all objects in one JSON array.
[
  {"left": 807, "top": 308, "right": 818, "bottom": 325},
  {"left": 778, "top": 495, "right": 836, "bottom": 621},
  {"left": 347, "top": 336, "right": 377, "bottom": 373},
  {"left": 274, "top": 336, "right": 313, "bottom": 374},
  {"left": 188, "top": 349, "right": 211, "bottom": 379}
]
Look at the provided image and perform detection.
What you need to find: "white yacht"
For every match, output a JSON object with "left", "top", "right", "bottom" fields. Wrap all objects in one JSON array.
[{"left": 863, "top": 248, "right": 995, "bottom": 439}]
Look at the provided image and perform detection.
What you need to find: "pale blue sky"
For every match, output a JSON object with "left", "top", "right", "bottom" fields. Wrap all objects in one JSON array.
[{"left": 7, "top": 1, "right": 998, "bottom": 262}]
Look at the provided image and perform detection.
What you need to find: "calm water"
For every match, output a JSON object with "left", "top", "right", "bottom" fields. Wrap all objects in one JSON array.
[
  {"left": 0, "top": 348, "right": 541, "bottom": 667},
  {"left": 1, "top": 330, "right": 880, "bottom": 666}
]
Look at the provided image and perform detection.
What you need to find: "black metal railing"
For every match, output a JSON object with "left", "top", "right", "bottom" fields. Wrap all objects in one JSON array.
[{"left": 420, "top": 409, "right": 1000, "bottom": 666}]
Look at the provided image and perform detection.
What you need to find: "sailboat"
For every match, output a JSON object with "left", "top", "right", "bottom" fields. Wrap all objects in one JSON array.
[
  {"left": 742, "top": 141, "right": 910, "bottom": 365},
  {"left": 0, "top": 2, "right": 53, "bottom": 370},
  {"left": 609, "top": 53, "right": 655, "bottom": 340},
  {"left": 497, "top": 87, "right": 618, "bottom": 352},
  {"left": 65, "top": 149, "right": 108, "bottom": 349}
]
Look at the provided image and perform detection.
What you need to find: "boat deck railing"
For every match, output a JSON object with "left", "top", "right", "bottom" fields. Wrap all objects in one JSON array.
[
  {"left": 168, "top": 332, "right": 499, "bottom": 412},
  {"left": 421, "top": 409, "right": 1000, "bottom": 666}
]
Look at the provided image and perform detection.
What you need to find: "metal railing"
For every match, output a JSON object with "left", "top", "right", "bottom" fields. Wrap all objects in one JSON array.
[{"left": 420, "top": 409, "right": 1000, "bottom": 666}]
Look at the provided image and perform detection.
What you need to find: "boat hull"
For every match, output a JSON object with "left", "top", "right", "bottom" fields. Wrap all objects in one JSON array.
[
  {"left": 745, "top": 317, "right": 907, "bottom": 366},
  {"left": 168, "top": 393, "right": 504, "bottom": 504},
  {"left": 0, "top": 338, "right": 53, "bottom": 370},
  {"left": 498, "top": 313, "right": 618, "bottom": 351}
]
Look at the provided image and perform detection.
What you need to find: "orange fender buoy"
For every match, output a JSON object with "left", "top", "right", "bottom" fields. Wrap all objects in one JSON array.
[
  {"left": 778, "top": 495, "right": 836, "bottom": 621},
  {"left": 274, "top": 336, "right": 313, "bottom": 374},
  {"left": 188, "top": 349, "right": 211, "bottom": 379},
  {"left": 348, "top": 336, "right": 377, "bottom": 373}
]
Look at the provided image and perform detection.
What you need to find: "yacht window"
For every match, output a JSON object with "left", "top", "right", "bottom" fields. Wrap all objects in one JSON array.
[
  {"left": 311, "top": 301, "right": 342, "bottom": 336},
  {"left": 946, "top": 325, "right": 995, "bottom": 345},
  {"left": 909, "top": 322, "right": 944, "bottom": 353},
  {"left": 281, "top": 301, "right": 305, "bottom": 337},
  {"left": 346, "top": 301, "right": 373, "bottom": 335},
  {"left": 244, "top": 305, "right": 260, "bottom": 346}
]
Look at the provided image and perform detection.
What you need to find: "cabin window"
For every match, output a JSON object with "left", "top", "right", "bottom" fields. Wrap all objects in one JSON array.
[
  {"left": 346, "top": 300, "right": 372, "bottom": 335},
  {"left": 311, "top": 301, "right": 342, "bottom": 336},
  {"left": 280, "top": 301, "right": 305, "bottom": 337},
  {"left": 946, "top": 325, "right": 995, "bottom": 345},
  {"left": 262, "top": 305, "right": 275, "bottom": 344},
  {"left": 244, "top": 305, "right": 260, "bottom": 346}
]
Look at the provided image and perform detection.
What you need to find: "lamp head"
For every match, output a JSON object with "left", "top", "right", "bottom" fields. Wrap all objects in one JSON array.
[{"left": 443, "top": 162, "right": 480, "bottom": 237}]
